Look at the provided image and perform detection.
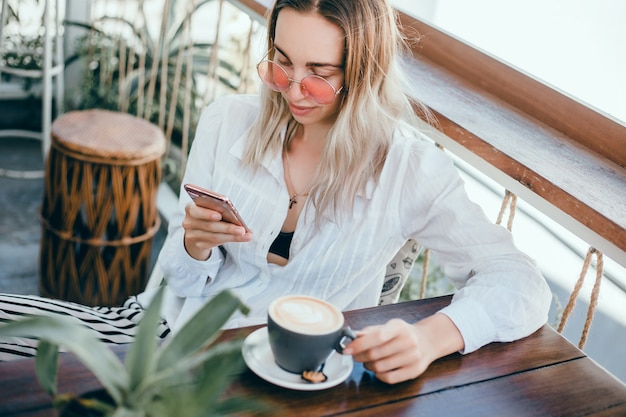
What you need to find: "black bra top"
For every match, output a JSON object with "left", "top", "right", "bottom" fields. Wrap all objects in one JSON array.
[{"left": 268, "top": 231, "right": 294, "bottom": 259}]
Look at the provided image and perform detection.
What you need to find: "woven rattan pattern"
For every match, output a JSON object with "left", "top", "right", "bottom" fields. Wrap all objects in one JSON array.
[{"left": 40, "top": 111, "right": 166, "bottom": 306}]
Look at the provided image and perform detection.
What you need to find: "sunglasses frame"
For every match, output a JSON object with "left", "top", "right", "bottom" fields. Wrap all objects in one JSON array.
[{"left": 256, "top": 59, "right": 343, "bottom": 106}]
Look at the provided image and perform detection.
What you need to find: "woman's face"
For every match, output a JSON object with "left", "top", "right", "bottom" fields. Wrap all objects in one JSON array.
[{"left": 273, "top": 8, "right": 345, "bottom": 128}]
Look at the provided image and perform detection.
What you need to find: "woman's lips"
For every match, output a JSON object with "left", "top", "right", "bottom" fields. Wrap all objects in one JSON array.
[{"left": 289, "top": 103, "right": 315, "bottom": 117}]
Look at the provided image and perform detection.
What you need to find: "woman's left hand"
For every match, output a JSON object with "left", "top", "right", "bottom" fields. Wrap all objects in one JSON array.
[{"left": 342, "top": 313, "right": 464, "bottom": 384}]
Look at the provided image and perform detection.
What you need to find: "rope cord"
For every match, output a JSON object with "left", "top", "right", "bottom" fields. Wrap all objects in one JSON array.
[
  {"left": 557, "top": 247, "right": 604, "bottom": 349},
  {"left": 419, "top": 249, "right": 430, "bottom": 299},
  {"left": 496, "top": 189, "right": 517, "bottom": 232}
]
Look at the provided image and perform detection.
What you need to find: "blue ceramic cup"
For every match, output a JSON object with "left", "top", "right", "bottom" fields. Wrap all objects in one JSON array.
[{"left": 267, "top": 295, "right": 356, "bottom": 374}]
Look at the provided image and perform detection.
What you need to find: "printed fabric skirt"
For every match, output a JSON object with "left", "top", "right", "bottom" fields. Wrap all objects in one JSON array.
[{"left": 0, "top": 293, "right": 170, "bottom": 361}]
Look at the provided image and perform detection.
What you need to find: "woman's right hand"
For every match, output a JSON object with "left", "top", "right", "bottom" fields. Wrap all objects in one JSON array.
[{"left": 182, "top": 201, "right": 252, "bottom": 261}]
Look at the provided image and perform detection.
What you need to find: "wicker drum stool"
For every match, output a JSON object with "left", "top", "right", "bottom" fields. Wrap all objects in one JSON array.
[{"left": 39, "top": 109, "right": 166, "bottom": 306}]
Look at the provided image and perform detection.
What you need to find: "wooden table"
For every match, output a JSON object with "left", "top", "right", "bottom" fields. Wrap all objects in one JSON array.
[{"left": 1, "top": 295, "right": 625, "bottom": 416}]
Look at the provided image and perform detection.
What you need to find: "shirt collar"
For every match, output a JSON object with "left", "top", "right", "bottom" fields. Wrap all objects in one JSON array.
[{"left": 229, "top": 125, "right": 286, "bottom": 183}]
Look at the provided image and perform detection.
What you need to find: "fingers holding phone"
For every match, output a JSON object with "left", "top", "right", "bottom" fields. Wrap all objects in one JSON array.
[{"left": 182, "top": 184, "right": 252, "bottom": 260}]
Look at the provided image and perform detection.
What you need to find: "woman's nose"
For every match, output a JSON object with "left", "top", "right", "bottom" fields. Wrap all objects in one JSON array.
[
  {"left": 285, "top": 79, "right": 305, "bottom": 102},
  {"left": 284, "top": 69, "right": 308, "bottom": 101}
]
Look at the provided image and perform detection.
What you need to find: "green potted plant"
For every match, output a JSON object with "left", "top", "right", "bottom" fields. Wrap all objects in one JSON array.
[
  {"left": 0, "top": 287, "right": 265, "bottom": 417},
  {"left": 1, "top": 0, "right": 44, "bottom": 89},
  {"left": 0, "top": 0, "right": 49, "bottom": 128},
  {"left": 63, "top": 0, "right": 259, "bottom": 191}
]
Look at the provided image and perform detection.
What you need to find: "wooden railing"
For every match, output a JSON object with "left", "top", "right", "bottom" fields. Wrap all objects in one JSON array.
[{"left": 396, "top": 13, "right": 626, "bottom": 267}]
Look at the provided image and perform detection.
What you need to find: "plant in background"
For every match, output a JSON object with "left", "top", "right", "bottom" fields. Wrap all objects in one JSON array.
[
  {"left": 1, "top": 34, "right": 44, "bottom": 70},
  {"left": 65, "top": 10, "right": 209, "bottom": 146},
  {"left": 0, "top": 33, "right": 44, "bottom": 92},
  {"left": 64, "top": 0, "right": 259, "bottom": 191},
  {"left": 0, "top": 287, "right": 266, "bottom": 417},
  {"left": 0, "top": 0, "right": 46, "bottom": 92}
]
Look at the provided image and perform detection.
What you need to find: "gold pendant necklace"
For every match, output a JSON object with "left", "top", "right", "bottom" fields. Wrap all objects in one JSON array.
[{"left": 284, "top": 151, "right": 310, "bottom": 210}]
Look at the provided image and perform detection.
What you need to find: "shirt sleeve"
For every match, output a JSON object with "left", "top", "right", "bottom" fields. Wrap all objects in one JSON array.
[
  {"left": 157, "top": 98, "right": 229, "bottom": 298},
  {"left": 157, "top": 226, "right": 224, "bottom": 298},
  {"left": 400, "top": 140, "right": 552, "bottom": 353}
]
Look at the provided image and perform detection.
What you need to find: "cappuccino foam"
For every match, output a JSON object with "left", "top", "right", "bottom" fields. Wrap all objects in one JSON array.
[{"left": 269, "top": 296, "right": 343, "bottom": 334}]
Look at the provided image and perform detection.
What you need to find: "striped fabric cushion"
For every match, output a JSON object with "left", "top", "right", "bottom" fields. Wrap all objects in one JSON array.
[{"left": 0, "top": 293, "right": 170, "bottom": 361}]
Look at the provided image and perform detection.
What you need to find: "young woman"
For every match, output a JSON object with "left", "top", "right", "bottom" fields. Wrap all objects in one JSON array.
[
  {"left": 153, "top": 0, "right": 551, "bottom": 384},
  {"left": 1, "top": 0, "right": 551, "bottom": 384}
]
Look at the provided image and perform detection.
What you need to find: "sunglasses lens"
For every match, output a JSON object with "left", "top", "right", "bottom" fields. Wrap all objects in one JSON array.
[
  {"left": 258, "top": 61, "right": 290, "bottom": 91},
  {"left": 301, "top": 76, "right": 336, "bottom": 105},
  {"left": 257, "top": 60, "right": 339, "bottom": 105}
]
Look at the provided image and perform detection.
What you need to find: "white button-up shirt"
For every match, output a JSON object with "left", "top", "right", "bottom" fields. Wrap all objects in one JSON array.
[{"left": 155, "top": 94, "right": 551, "bottom": 353}]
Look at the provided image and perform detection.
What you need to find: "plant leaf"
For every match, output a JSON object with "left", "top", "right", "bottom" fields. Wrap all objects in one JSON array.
[
  {"left": 143, "top": 339, "right": 258, "bottom": 417},
  {"left": 143, "top": 340, "right": 242, "bottom": 395},
  {"left": 194, "top": 341, "right": 246, "bottom": 410},
  {"left": 125, "top": 286, "right": 165, "bottom": 391},
  {"left": 0, "top": 316, "right": 127, "bottom": 403},
  {"left": 35, "top": 341, "right": 59, "bottom": 397},
  {"left": 156, "top": 290, "right": 249, "bottom": 371}
]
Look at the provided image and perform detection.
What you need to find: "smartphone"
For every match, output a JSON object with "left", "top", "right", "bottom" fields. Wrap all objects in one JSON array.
[{"left": 184, "top": 183, "right": 250, "bottom": 233}]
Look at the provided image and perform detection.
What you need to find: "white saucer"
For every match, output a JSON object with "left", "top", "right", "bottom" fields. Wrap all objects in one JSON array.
[{"left": 242, "top": 327, "right": 354, "bottom": 391}]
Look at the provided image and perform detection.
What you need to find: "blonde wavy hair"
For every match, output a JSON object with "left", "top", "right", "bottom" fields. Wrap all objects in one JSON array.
[{"left": 243, "top": 0, "right": 425, "bottom": 223}]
